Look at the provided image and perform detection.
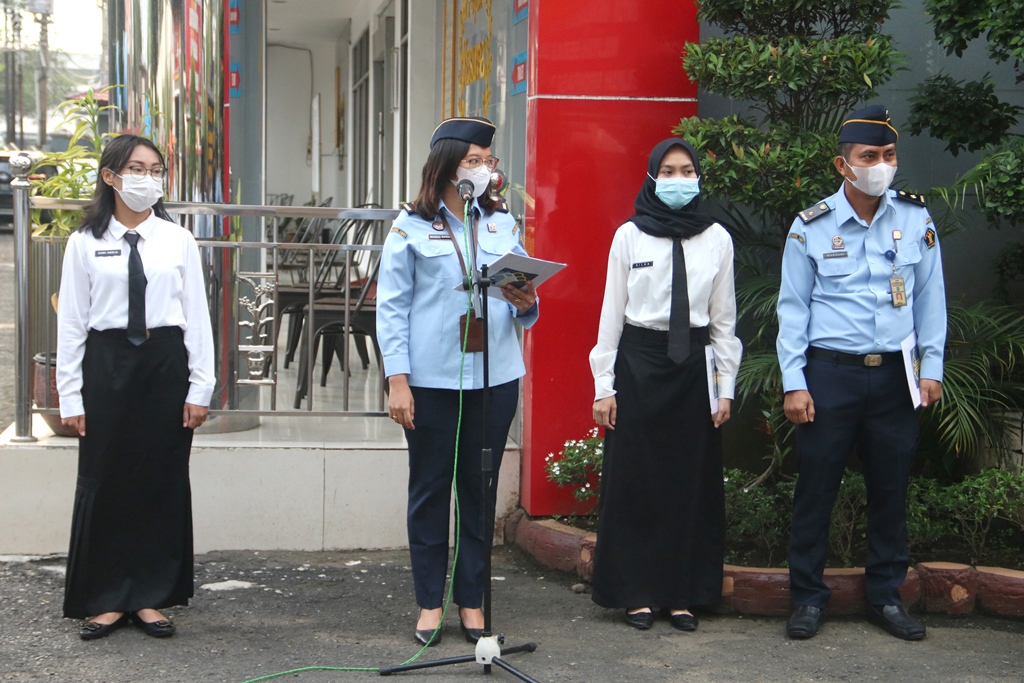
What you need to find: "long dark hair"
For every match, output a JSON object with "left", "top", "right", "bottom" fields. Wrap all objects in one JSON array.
[
  {"left": 411, "top": 138, "right": 497, "bottom": 221},
  {"left": 79, "top": 134, "right": 174, "bottom": 239}
]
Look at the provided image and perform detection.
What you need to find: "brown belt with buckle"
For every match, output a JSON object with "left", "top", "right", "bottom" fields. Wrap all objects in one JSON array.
[{"left": 807, "top": 346, "right": 902, "bottom": 367}]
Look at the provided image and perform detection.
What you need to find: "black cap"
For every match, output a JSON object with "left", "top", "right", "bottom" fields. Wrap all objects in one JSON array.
[
  {"left": 429, "top": 116, "right": 496, "bottom": 148},
  {"left": 838, "top": 104, "right": 898, "bottom": 146}
]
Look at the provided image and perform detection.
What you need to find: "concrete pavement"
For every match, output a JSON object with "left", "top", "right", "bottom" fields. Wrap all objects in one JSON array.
[{"left": 1, "top": 547, "right": 1023, "bottom": 683}]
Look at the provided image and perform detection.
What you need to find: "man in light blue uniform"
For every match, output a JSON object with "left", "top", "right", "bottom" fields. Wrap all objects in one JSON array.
[
  {"left": 376, "top": 116, "right": 539, "bottom": 646},
  {"left": 777, "top": 105, "right": 946, "bottom": 641}
]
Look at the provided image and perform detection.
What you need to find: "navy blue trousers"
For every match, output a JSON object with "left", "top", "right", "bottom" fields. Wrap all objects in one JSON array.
[
  {"left": 405, "top": 380, "right": 518, "bottom": 609},
  {"left": 788, "top": 357, "right": 918, "bottom": 608}
]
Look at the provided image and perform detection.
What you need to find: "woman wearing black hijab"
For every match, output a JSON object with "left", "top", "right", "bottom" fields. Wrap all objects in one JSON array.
[{"left": 588, "top": 138, "right": 741, "bottom": 631}]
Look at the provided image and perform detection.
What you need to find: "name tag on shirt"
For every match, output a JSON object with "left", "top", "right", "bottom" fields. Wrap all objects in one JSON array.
[
  {"left": 95, "top": 249, "right": 122, "bottom": 257},
  {"left": 822, "top": 251, "right": 848, "bottom": 259},
  {"left": 631, "top": 261, "right": 653, "bottom": 269},
  {"left": 428, "top": 234, "right": 452, "bottom": 240}
]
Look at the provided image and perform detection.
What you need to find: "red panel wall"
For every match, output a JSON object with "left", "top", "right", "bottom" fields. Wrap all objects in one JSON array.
[{"left": 522, "top": 1, "right": 700, "bottom": 516}]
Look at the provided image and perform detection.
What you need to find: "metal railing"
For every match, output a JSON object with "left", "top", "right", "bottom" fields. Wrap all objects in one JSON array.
[{"left": 11, "top": 153, "right": 399, "bottom": 441}]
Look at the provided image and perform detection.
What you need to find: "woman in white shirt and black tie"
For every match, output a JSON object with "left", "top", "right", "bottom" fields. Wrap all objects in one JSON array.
[
  {"left": 56, "top": 134, "right": 214, "bottom": 640},
  {"left": 589, "top": 138, "right": 741, "bottom": 632}
]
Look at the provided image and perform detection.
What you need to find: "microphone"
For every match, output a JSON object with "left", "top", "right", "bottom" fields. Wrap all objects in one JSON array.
[
  {"left": 456, "top": 179, "right": 474, "bottom": 202},
  {"left": 488, "top": 169, "right": 507, "bottom": 202}
]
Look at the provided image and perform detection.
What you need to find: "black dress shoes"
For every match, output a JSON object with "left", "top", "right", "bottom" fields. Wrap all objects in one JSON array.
[
  {"left": 669, "top": 611, "right": 698, "bottom": 632},
  {"left": 786, "top": 605, "right": 826, "bottom": 639},
  {"left": 414, "top": 627, "right": 442, "bottom": 646},
  {"left": 79, "top": 613, "right": 128, "bottom": 640},
  {"left": 866, "top": 604, "right": 926, "bottom": 640},
  {"left": 130, "top": 612, "right": 176, "bottom": 638},
  {"left": 624, "top": 609, "right": 654, "bottom": 630},
  {"left": 460, "top": 619, "right": 484, "bottom": 644}
]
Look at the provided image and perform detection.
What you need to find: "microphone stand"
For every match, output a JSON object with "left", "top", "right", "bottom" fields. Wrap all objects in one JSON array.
[{"left": 380, "top": 186, "right": 539, "bottom": 682}]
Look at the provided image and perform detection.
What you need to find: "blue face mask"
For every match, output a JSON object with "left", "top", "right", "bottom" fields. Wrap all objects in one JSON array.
[{"left": 653, "top": 176, "right": 700, "bottom": 209}]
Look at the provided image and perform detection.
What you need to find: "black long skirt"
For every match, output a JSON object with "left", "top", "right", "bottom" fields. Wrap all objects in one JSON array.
[
  {"left": 63, "top": 327, "right": 195, "bottom": 619},
  {"left": 591, "top": 324, "right": 724, "bottom": 609}
]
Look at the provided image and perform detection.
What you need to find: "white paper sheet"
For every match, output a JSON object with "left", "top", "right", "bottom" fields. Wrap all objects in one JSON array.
[
  {"left": 901, "top": 332, "right": 922, "bottom": 409},
  {"left": 706, "top": 344, "right": 719, "bottom": 415}
]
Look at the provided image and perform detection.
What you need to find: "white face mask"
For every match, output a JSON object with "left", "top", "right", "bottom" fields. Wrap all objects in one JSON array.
[
  {"left": 453, "top": 165, "right": 492, "bottom": 198},
  {"left": 843, "top": 158, "right": 896, "bottom": 197},
  {"left": 115, "top": 174, "right": 164, "bottom": 213}
]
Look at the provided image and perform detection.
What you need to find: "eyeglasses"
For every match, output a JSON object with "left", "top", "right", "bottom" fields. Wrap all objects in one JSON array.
[
  {"left": 460, "top": 157, "right": 499, "bottom": 171},
  {"left": 121, "top": 164, "right": 167, "bottom": 180}
]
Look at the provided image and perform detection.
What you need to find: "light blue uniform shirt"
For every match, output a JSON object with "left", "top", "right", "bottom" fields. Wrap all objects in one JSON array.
[
  {"left": 777, "top": 184, "right": 946, "bottom": 393},
  {"left": 376, "top": 198, "right": 539, "bottom": 390}
]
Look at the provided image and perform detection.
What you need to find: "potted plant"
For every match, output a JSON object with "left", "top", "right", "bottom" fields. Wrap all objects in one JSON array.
[{"left": 29, "top": 87, "right": 117, "bottom": 436}]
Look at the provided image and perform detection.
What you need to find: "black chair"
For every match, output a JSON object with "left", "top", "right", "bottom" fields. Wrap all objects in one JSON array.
[
  {"left": 292, "top": 248, "right": 382, "bottom": 409},
  {"left": 278, "top": 206, "right": 383, "bottom": 369}
]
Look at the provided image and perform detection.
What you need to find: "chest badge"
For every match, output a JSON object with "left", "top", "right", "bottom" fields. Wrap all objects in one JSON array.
[
  {"left": 831, "top": 235, "right": 845, "bottom": 250},
  {"left": 432, "top": 221, "right": 444, "bottom": 231},
  {"left": 487, "top": 222, "right": 497, "bottom": 233}
]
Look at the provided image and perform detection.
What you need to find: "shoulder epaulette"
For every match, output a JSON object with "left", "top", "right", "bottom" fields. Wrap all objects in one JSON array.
[
  {"left": 495, "top": 200, "right": 509, "bottom": 214},
  {"left": 895, "top": 190, "right": 926, "bottom": 207},
  {"left": 798, "top": 201, "right": 831, "bottom": 224},
  {"left": 400, "top": 201, "right": 415, "bottom": 213}
]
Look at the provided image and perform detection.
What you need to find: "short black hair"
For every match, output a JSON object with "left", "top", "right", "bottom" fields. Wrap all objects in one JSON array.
[{"left": 837, "top": 142, "right": 854, "bottom": 160}]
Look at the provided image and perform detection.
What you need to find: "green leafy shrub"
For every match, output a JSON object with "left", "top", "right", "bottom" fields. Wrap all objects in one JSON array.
[
  {"left": 722, "top": 468, "right": 793, "bottom": 567},
  {"left": 548, "top": 460, "right": 1024, "bottom": 568},
  {"left": 924, "top": 0, "right": 1024, "bottom": 74},
  {"left": 907, "top": 74, "right": 1022, "bottom": 156},
  {"left": 828, "top": 472, "right": 868, "bottom": 568},
  {"left": 935, "top": 468, "right": 1023, "bottom": 564},
  {"left": 906, "top": 477, "right": 952, "bottom": 557}
]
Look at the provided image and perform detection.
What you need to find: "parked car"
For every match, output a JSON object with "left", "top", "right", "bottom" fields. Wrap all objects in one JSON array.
[{"left": 0, "top": 150, "right": 56, "bottom": 226}]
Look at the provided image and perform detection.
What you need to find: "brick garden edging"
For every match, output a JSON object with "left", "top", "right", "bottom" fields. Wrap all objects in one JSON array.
[{"left": 504, "top": 510, "right": 1024, "bottom": 619}]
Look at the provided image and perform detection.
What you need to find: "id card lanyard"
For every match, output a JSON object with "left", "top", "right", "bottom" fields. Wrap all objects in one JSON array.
[{"left": 886, "top": 230, "right": 907, "bottom": 307}]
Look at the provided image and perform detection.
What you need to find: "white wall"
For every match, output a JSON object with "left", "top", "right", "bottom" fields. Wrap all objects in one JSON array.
[
  {"left": 406, "top": 0, "right": 438, "bottom": 195},
  {"left": 266, "top": 39, "right": 344, "bottom": 207}
]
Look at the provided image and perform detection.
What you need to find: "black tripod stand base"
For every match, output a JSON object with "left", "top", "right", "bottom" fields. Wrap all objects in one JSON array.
[{"left": 378, "top": 642, "right": 538, "bottom": 677}]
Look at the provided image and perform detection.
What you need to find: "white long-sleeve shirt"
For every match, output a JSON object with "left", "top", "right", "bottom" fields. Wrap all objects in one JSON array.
[
  {"left": 589, "top": 221, "right": 742, "bottom": 401},
  {"left": 56, "top": 212, "right": 215, "bottom": 417}
]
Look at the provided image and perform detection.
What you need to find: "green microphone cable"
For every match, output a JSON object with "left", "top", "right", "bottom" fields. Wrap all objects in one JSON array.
[{"left": 238, "top": 204, "right": 479, "bottom": 683}]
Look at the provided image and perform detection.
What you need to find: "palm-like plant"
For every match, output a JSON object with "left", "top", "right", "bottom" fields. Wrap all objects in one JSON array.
[
  {"left": 922, "top": 303, "right": 1024, "bottom": 474},
  {"left": 32, "top": 85, "right": 120, "bottom": 235}
]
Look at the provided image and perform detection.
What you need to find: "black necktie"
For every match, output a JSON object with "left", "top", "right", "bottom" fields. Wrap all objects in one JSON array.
[
  {"left": 667, "top": 237, "right": 690, "bottom": 363},
  {"left": 124, "top": 231, "right": 148, "bottom": 345}
]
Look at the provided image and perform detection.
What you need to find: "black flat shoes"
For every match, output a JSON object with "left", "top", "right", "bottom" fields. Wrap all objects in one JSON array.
[
  {"left": 624, "top": 609, "right": 654, "bottom": 630},
  {"left": 415, "top": 627, "right": 442, "bottom": 646},
  {"left": 130, "top": 611, "right": 175, "bottom": 638},
  {"left": 79, "top": 613, "right": 128, "bottom": 640},
  {"left": 669, "top": 611, "right": 698, "bottom": 632}
]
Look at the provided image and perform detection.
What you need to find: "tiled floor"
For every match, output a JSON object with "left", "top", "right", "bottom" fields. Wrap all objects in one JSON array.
[{"left": 198, "top": 331, "right": 405, "bottom": 448}]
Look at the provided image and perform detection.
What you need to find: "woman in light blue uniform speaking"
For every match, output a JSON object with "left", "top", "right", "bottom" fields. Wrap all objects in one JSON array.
[{"left": 376, "top": 116, "right": 539, "bottom": 646}]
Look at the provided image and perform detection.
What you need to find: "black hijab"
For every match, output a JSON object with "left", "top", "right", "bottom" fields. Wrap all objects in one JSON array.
[{"left": 629, "top": 138, "right": 715, "bottom": 240}]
